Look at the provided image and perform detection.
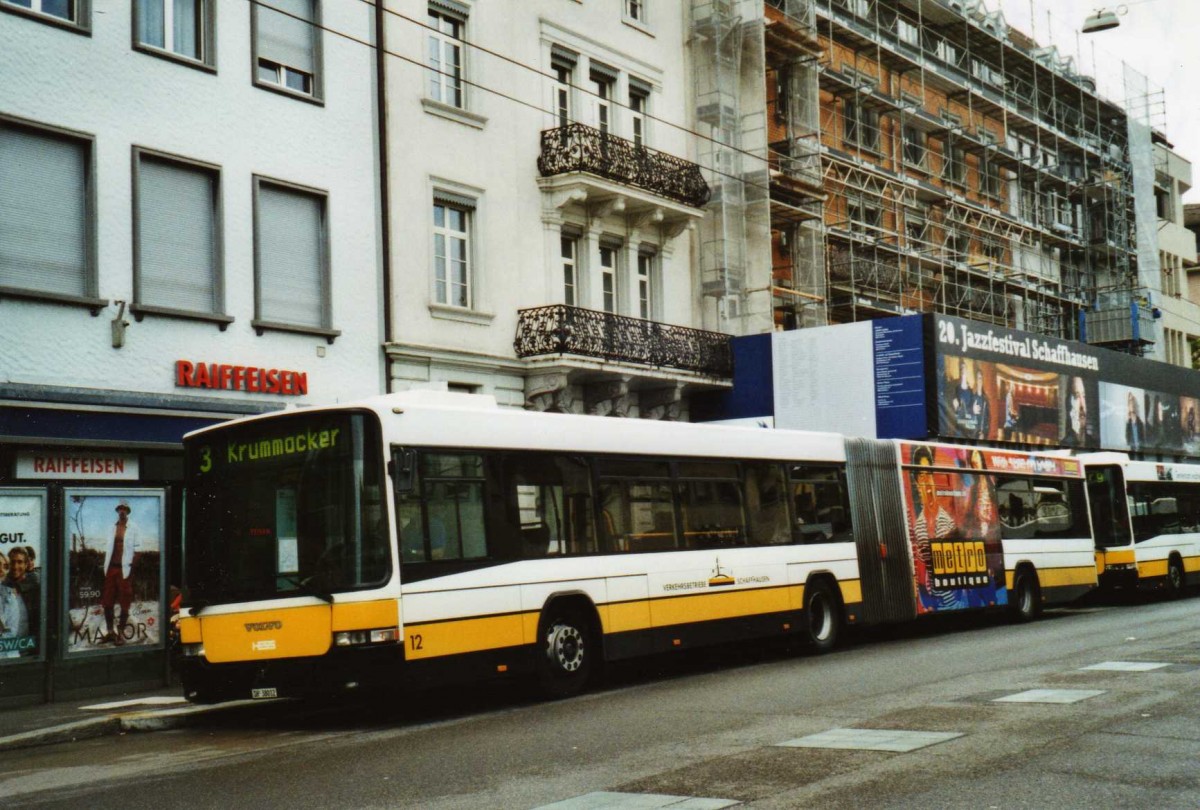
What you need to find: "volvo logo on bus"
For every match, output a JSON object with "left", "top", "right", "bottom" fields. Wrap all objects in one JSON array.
[{"left": 245, "top": 621, "right": 283, "bottom": 632}]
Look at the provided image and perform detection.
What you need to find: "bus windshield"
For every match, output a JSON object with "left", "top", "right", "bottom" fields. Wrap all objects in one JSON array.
[{"left": 184, "top": 411, "right": 390, "bottom": 607}]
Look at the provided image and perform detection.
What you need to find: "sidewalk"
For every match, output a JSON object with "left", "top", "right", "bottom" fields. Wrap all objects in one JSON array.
[{"left": 0, "top": 688, "right": 262, "bottom": 753}]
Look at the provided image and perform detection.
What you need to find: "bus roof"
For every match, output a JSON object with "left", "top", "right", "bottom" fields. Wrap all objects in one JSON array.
[{"left": 184, "top": 390, "right": 852, "bottom": 463}]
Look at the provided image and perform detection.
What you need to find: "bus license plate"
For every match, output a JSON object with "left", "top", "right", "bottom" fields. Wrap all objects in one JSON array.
[{"left": 251, "top": 687, "right": 278, "bottom": 699}]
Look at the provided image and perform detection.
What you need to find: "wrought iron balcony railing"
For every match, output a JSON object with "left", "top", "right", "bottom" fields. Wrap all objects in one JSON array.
[
  {"left": 514, "top": 305, "right": 733, "bottom": 378},
  {"left": 537, "top": 124, "right": 711, "bottom": 209}
]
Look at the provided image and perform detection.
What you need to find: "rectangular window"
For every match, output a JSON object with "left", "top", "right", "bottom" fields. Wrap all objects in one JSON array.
[
  {"left": 505, "top": 454, "right": 596, "bottom": 558},
  {"left": 433, "top": 197, "right": 472, "bottom": 308},
  {"left": 254, "top": 0, "right": 320, "bottom": 98},
  {"left": 561, "top": 236, "right": 577, "bottom": 306},
  {"left": 600, "top": 244, "right": 617, "bottom": 313},
  {"left": 906, "top": 217, "right": 927, "bottom": 250},
  {"left": 591, "top": 65, "right": 616, "bottom": 135},
  {"left": 135, "top": 0, "right": 211, "bottom": 65},
  {"left": 630, "top": 79, "right": 651, "bottom": 148},
  {"left": 134, "top": 150, "right": 222, "bottom": 317},
  {"left": 554, "top": 66, "right": 572, "bottom": 128},
  {"left": 897, "top": 15, "right": 919, "bottom": 45},
  {"left": 597, "top": 460, "right": 674, "bottom": 553},
  {"left": 844, "top": 101, "right": 878, "bottom": 151},
  {"left": 2, "top": 0, "right": 85, "bottom": 26},
  {"left": 678, "top": 463, "right": 746, "bottom": 549},
  {"left": 625, "top": 0, "right": 643, "bottom": 22},
  {"left": 427, "top": 7, "right": 464, "bottom": 109},
  {"left": 943, "top": 140, "right": 966, "bottom": 184},
  {"left": 398, "top": 453, "right": 488, "bottom": 562},
  {"left": 903, "top": 126, "right": 926, "bottom": 168},
  {"left": 636, "top": 252, "right": 654, "bottom": 319},
  {"left": 0, "top": 118, "right": 93, "bottom": 302},
  {"left": 254, "top": 178, "right": 331, "bottom": 333},
  {"left": 744, "top": 463, "right": 789, "bottom": 545},
  {"left": 790, "top": 465, "right": 852, "bottom": 544}
]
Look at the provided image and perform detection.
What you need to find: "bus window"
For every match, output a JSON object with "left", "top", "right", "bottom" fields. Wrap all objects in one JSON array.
[
  {"left": 596, "top": 460, "right": 674, "bottom": 552},
  {"left": 504, "top": 454, "right": 596, "bottom": 558},
  {"left": 395, "top": 453, "right": 488, "bottom": 562},
  {"left": 789, "top": 464, "right": 852, "bottom": 544},
  {"left": 1084, "top": 465, "right": 1133, "bottom": 547},
  {"left": 677, "top": 462, "right": 745, "bottom": 549},
  {"left": 998, "top": 477, "right": 1086, "bottom": 539},
  {"left": 1129, "top": 482, "right": 1190, "bottom": 542},
  {"left": 744, "top": 463, "right": 789, "bottom": 545}
]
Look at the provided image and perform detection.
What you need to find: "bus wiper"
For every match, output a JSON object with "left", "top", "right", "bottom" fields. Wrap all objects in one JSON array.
[{"left": 279, "top": 574, "right": 334, "bottom": 604}]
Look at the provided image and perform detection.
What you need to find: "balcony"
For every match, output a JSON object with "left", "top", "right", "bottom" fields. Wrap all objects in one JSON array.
[
  {"left": 537, "top": 124, "right": 711, "bottom": 210},
  {"left": 514, "top": 305, "right": 733, "bottom": 378}
]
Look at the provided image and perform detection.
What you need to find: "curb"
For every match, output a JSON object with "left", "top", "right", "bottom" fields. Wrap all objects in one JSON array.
[{"left": 0, "top": 698, "right": 280, "bottom": 753}]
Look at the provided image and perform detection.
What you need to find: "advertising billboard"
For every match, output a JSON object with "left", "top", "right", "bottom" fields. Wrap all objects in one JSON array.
[{"left": 0, "top": 490, "right": 45, "bottom": 661}]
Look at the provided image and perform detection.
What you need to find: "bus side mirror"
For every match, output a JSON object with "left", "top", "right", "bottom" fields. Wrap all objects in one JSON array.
[{"left": 392, "top": 449, "right": 417, "bottom": 494}]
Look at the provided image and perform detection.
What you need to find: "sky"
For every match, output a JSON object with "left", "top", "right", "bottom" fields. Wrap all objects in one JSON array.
[{"left": 994, "top": 0, "right": 1200, "bottom": 200}]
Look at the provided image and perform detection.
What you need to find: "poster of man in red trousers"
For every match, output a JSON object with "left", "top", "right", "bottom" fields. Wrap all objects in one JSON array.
[{"left": 65, "top": 491, "right": 164, "bottom": 655}]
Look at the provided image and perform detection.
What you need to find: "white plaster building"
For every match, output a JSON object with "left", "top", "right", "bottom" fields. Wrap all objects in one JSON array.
[
  {"left": 0, "top": 0, "right": 383, "bottom": 695},
  {"left": 1148, "top": 139, "right": 1199, "bottom": 368},
  {"left": 381, "top": 0, "right": 731, "bottom": 419}
]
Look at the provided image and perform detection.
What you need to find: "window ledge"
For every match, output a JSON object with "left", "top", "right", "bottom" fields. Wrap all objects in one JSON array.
[
  {"left": 621, "top": 15, "right": 653, "bottom": 36},
  {"left": 251, "top": 319, "right": 340, "bottom": 343},
  {"left": 130, "top": 304, "right": 233, "bottom": 329},
  {"left": 253, "top": 78, "right": 325, "bottom": 107},
  {"left": 0, "top": 286, "right": 107, "bottom": 314},
  {"left": 421, "top": 98, "right": 487, "bottom": 130},
  {"left": 428, "top": 303, "right": 494, "bottom": 325},
  {"left": 0, "top": 2, "right": 89, "bottom": 34},
  {"left": 133, "top": 42, "right": 216, "bottom": 74}
]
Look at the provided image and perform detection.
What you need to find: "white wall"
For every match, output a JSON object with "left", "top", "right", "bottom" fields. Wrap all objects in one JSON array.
[{"left": 0, "top": 0, "right": 384, "bottom": 406}]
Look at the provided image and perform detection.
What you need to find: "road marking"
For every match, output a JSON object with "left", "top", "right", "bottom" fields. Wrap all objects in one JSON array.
[
  {"left": 1080, "top": 661, "right": 1171, "bottom": 672},
  {"left": 532, "top": 792, "right": 739, "bottom": 809},
  {"left": 80, "top": 697, "right": 189, "bottom": 711},
  {"left": 993, "top": 689, "right": 1105, "bottom": 704},
  {"left": 776, "top": 728, "right": 963, "bottom": 752}
]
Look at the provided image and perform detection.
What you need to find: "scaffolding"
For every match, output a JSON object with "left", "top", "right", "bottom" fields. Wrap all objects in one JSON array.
[{"left": 707, "top": 0, "right": 1165, "bottom": 350}]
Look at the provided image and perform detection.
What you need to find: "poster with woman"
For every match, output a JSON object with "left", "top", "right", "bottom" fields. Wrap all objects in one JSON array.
[
  {"left": 901, "top": 444, "right": 1005, "bottom": 615},
  {"left": 0, "top": 489, "right": 45, "bottom": 661},
  {"left": 63, "top": 490, "right": 165, "bottom": 656}
]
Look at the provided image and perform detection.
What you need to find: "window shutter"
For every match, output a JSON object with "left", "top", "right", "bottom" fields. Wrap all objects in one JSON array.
[
  {"left": 257, "top": 0, "right": 315, "bottom": 73},
  {"left": 258, "top": 183, "right": 325, "bottom": 328},
  {"left": 0, "top": 125, "right": 88, "bottom": 297},
  {"left": 551, "top": 45, "right": 577, "bottom": 72},
  {"left": 589, "top": 61, "right": 618, "bottom": 83},
  {"left": 629, "top": 76, "right": 652, "bottom": 98},
  {"left": 433, "top": 189, "right": 476, "bottom": 210},
  {"left": 138, "top": 156, "right": 217, "bottom": 313}
]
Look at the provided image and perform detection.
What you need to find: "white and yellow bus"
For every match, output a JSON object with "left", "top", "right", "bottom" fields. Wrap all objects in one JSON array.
[
  {"left": 1082, "top": 453, "right": 1200, "bottom": 597},
  {"left": 176, "top": 392, "right": 1094, "bottom": 702}
]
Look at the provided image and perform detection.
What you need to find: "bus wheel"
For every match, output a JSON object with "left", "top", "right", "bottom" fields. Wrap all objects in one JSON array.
[
  {"left": 1009, "top": 569, "right": 1041, "bottom": 623},
  {"left": 802, "top": 580, "right": 840, "bottom": 653},
  {"left": 1166, "top": 557, "right": 1185, "bottom": 599},
  {"left": 536, "top": 606, "right": 594, "bottom": 699}
]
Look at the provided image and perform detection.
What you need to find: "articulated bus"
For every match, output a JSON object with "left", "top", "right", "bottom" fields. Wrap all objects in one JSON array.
[
  {"left": 176, "top": 392, "right": 1095, "bottom": 703},
  {"left": 1081, "top": 453, "right": 1200, "bottom": 596}
]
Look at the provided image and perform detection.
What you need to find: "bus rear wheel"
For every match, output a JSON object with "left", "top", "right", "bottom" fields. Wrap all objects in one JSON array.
[
  {"left": 1009, "top": 569, "right": 1041, "bottom": 623},
  {"left": 802, "top": 580, "right": 840, "bottom": 653},
  {"left": 535, "top": 606, "right": 595, "bottom": 699},
  {"left": 1166, "top": 557, "right": 1185, "bottom": 599}
]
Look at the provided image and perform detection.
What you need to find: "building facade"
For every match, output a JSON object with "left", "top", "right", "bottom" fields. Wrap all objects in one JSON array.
[
  {"left": 690, "top": 0, "right": 1161, "bottom": 356},
  {"left": 382, "top": 0, "right": 731, "bottom": 419},
  {"left": 1150, "top": 138, "right": 1199, "bottom": 368},
  {"left": 0, "top": 0, "right": 384, "bottom": 698}
]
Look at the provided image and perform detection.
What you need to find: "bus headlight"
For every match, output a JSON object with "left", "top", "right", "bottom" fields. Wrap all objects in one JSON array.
[
  {"left": 181, "top": 643, "right": 206, "bottom": 658},
  {"left": 334, "top": 627, "right": 399, "bottom": 647}
]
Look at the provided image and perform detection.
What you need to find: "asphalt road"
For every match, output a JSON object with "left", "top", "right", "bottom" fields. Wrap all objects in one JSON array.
[{"left": 4, "top": 594, "right": 1200, "bottom": 809}]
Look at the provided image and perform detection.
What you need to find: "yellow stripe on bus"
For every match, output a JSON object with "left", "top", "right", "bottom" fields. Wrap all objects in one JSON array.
[
  {"left": 1005, "top": 566, "right": 1097, "bottom": 590},
  {"left": 649, "top": 585, "right": 795, "bottom": 627},
  {"left": 404, "top": 613, "right": 529, "bottom": 660},
  {"left": 331, "top": 599, "right": 398, "bottom": 632}
]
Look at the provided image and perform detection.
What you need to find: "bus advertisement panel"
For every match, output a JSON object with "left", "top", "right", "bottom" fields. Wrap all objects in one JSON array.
[{"left": 901, "top": 443, "right": 1006, "bottom": 614}]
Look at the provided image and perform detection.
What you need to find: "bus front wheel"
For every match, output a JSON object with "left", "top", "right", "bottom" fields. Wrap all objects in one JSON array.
[
  {"left": 802, "top": 580, "right": 840, "bottom": 653},
  {"left": 535, "top": 606, "right": 595, "bottom": 699},
  {"left": 1009, "top": 569, "right": 1041, "bottom": 623}
]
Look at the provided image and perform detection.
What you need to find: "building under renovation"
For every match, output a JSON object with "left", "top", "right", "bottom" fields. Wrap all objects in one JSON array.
[{"left": 690, "top": 0, "right": 1163, "bottom": 353}]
